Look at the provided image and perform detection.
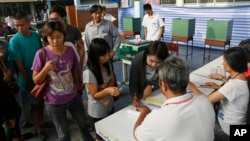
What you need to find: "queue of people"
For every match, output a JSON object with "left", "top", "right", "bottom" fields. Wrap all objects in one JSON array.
[{"left": 1, "top": 2, "right": 250, "bottom": 141}]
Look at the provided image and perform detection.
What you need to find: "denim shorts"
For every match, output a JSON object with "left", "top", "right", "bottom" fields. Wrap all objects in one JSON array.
[{"left": 214, "top": 118, "right": 230, "bottom": 141}]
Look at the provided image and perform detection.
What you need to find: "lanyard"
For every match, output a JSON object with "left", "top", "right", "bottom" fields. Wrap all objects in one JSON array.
[{"left": 162, "top": 94, "right": 193, "bottom": 107}]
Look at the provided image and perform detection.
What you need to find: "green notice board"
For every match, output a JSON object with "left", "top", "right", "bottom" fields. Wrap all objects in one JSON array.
[
  {"left": 172, "top": 18, "right": 195, "bottom": 37},
  {"left": 206, "top": 19, "right": 233, "bottom": 41},
  {"left": 123, "top": 17, "right": 141, "bottom": 31}
]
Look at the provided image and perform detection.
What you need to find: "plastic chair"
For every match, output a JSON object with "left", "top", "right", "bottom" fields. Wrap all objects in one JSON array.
[{"left": 166, "top": 42, "right": 179, "bottom": 56}]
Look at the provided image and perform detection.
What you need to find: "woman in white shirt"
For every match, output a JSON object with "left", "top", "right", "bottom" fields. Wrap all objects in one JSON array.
[{"left": 204, "top": 47, "right": 249, "bottom": 141}]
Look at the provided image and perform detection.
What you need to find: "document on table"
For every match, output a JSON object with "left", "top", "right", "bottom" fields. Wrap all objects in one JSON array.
[
  {"left": 127, "top": 89, "right": 164, "bottom": 118},
  {"left": 190, "top": 73, "right": 223, "bottom": 96},
  {"left": 143, "top": 89, "right": 164, "bottom": 108}
]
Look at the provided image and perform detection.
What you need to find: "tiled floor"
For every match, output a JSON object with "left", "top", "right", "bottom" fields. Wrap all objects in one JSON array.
[{"left": 21, "top": 45, "right": 224, "bottom": 141}]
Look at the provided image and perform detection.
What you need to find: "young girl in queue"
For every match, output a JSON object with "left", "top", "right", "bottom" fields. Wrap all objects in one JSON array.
[
  {"left": 31, "top": 21, "right": 94, "bottom": 141},
  {"left": 203, "top": 47, "right": 249, "bottom": 141},
  {"left": 82, "top": 38, "right": 121, "bottom": 141},
  {"left": 129, "top": 41, "right": 170, "bottom": 107}
]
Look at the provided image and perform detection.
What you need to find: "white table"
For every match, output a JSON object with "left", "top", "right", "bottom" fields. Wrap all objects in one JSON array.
[
  {"left": 189, "top": 73, "right": 223, "bottom": 96},
  {"left": 192, "top": 56, "right": 225, "bottom": 77},
  {"left": 95, "top": 56, "right": 226, "bottom": 141},
  {"left": 121, "top": 59, "right": 131, "bottom": 82},
  {"left": 95, "top": 105, "right": 136, "bottom": 141},
  {"left": 95, "top": 84, "right": 217, "bottom": 141},
  {"left": 95, "top": 89, "right": 163, "bottom": 141}
]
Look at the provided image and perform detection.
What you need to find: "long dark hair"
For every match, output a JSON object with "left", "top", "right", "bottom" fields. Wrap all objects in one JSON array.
[
  {"left": 143, "top": 41, "right": 170, "bottom": 62},
  {"left": 224, "top": 47, "right": 248, "bottom": 73},
  {"left": 87, "top": 38, "right": 111, "bottom": 85}
]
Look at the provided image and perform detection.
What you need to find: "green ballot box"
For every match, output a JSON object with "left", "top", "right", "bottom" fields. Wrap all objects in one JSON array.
[
  {"left": 172, "top": 18, "right": 195, "bottom": 37},
  {"left": 206, "top": 19, "right": 233, "bottom": 41},
  {"left": 117, "top": 40, "right": 152, "bottom": 61},
  {"left": 123, "top": 17, "right": 141, "bottom": 31}
]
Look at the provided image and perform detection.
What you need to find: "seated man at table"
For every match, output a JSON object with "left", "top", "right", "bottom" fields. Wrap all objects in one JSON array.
[{"left": 133, "top": 56, "right": 215, "bottom": 141}]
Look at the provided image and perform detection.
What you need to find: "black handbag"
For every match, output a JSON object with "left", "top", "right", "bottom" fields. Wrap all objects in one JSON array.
[
  {"left": 6, "top": 78, "right": 20, "bottom": 95},
  {"left": 0, "top": 59, "right": 19, "bottom": 95}
]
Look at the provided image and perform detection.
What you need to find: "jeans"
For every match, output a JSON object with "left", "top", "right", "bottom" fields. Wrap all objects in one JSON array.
[
  {"left": 214, "top": 118, "right": 230, "bottom": 141},
  {"left": 45, "top": 95, "right": 93, "bottom": 141}
]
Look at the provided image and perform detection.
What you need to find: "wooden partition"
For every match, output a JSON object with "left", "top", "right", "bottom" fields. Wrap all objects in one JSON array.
[
  {"left": 76, "top": 10, "right": 92, "bottom": 32},
  {"left": 66, "top": 6, "right": 77, "bottom": 26}
]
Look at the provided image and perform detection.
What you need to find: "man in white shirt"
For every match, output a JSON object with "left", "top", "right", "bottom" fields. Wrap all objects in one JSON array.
[
  {"left": 5, "top": 13, "right": 14, "bottom": 30},
  {"left": 102, "top": 6, "right": 116, "bottom": 23},
  {"left": 134, "top": 56, "right": 215, "bottom": 141},
  {"left": 142, "top": 3, "right": 164, "bottom": 41}
]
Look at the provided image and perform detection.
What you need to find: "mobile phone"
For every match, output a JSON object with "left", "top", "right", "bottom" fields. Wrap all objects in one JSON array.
[
  {"left": 52, "top": 57, "right": 58, "bottom": 63},
  {"left": 119, "top": 87, "right": 123, "bottom": 91}
]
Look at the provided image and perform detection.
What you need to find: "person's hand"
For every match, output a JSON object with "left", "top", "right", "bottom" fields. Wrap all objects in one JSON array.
[
  {"left": 0, "top": 52, "right": 5, "bottom": 60},
  {"left": 209, "top": 73, "right": 224, "bottom": 80},
  {"left": 143, "top": 85, "right": 153, "bottom": 99},
  {"left": 136, "top": 106, "right": 151, "bottom": 114},
  {"left": 106, "top": 86, "right": 121, "bottom": 96},
  {"left": 203, "top": 82, "right": 220, "bottom": 89},
  {"left": 44, "top": 60, "right": 56, "bottom": 72},
  {"left": 4, "top": 118, "right": 16, "bottom": 128},
  {"left": 188, "top": 81, "right": 201, "bottom": 95},
  {"left": 132, "top": 96, "right": 140, "bottom": 107},
  {"left": 109, "top": 51, "right": 116, "bottom": 58},
  {"left": 2, "top": 69, "right": 11, "bottom": 82}
]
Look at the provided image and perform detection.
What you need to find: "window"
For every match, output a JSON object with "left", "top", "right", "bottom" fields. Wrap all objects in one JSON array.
[
  {"left": 161, "top": 0, "right": 176, "bottom": 4},
  {"left": 160, "top": 0, "right": 250, "bottom": 5},
  {"left": 184, "top": 0, "right": 197, "bottom": 3}
]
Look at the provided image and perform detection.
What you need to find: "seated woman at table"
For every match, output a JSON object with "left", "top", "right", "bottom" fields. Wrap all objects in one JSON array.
[
  {"left": 209, "top": 39, "right": 250, "bottom": 81},
  {"left": 82, "top": 38, "right": 122, "bottom": 141},
  {"left": 204, "top": 47, "right": 249, "bottom": 141},
  {"left": 129, "top": 41, "right": 170, "bottom": 107}
]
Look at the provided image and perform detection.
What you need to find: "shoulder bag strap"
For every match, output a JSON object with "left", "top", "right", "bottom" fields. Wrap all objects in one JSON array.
[{"left": 41, "top": 48, "right": 46, "bottom": 67}]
